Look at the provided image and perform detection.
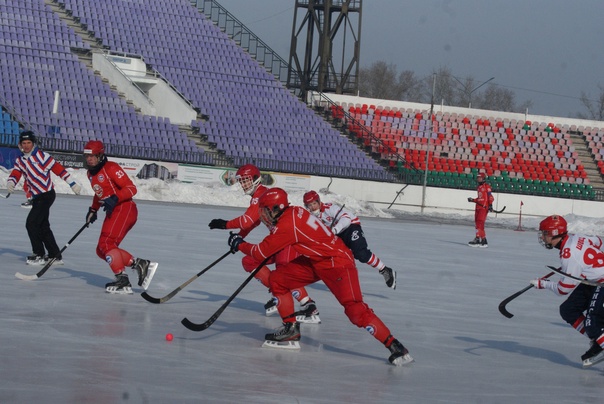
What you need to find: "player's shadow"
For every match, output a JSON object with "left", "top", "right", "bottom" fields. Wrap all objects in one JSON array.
[
  {"left": 440, "top": 240, "right": 475, "bottom": 247},
  {"left": 54, "top": 266, "right": 113, "bottom": 288},
  {"left": 1, "top": 249, "right": 32, "bottom": 261},
  {"left": 455, "top": 336, "right": 580, "bottom": 368},
  {"left": 181, "top": 318, "right": 387, "bottom": 363}
]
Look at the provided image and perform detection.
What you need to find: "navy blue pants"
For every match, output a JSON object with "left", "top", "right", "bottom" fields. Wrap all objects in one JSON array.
[
  {"left": 338, "top": 224, "right": 373, "bottom": 263},
  {"left": 560, "top": 283, "right": 604, "bottom": 339},
  {"left": 26, "top": 189, "right": 61, "bottom": 259}
]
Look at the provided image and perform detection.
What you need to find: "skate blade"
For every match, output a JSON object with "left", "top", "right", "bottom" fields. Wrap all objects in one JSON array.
[
  {"left": 390, "top": 353, "right": 414, "bottom": 367},
  {"left": 141, "top": 262, "right": 158, "bottom": 290},
  {"left": 389, "top": 272, "right": 397, "bottom": 290},
  {"left": 265, "top": 306, "right": 278, "bottom": 316},
  {"left": 262, "top": 340, "right": 301, "bottom": 350},
  {"left": 583, "top": 353, "right": 604, "bottom": 368},
  {"left": 296, "top": 314, "right": 321, "bottom": 324},
  {"left": 106, "top": 286, "right": 133, "bottom": 295}
]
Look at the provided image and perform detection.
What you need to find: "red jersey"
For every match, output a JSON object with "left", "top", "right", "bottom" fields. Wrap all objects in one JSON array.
[
  {"left": 225, "top": 184, "right": 268, "bottom": 238},
  {"left": 238, "top": 205, "right": 354, "bottom": 270},
  {"left": 474, "top": 183, "right": 494, "bottom": 211},
  {"left": 87, "top": 160, "right": 137, "bottom": 210}
]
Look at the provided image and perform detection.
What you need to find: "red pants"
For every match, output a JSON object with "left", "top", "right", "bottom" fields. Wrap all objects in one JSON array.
[
  {"left": 96, "top": 200, "right": 137, "bottom": 274},
  {"left": 269, "top": 256, "right": 393, "bottom": 344},
  {"left": 474, "top": 208, "right": 488, "bottom": 238},
  {"left": 242, "top": 246, "right": 309, "bottom": 302}
]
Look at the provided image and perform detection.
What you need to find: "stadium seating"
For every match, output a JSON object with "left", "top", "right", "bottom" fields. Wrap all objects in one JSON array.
[
  {"left": 54, "top": 0, "right": 389, "bottom": 178},
  {"left": 0, "top": 0, "right": 205, "bottom": 163},
  {"left": 341, "top": 103, "right": 599, "bottom": 199},
  {"left": 0, "top": 0, "right": 389, "bottom": 179}
]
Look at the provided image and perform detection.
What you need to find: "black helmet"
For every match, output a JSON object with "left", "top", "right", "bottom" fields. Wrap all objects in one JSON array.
[{"left": 19, "top": 131, "right": 37, "bottom": 144}]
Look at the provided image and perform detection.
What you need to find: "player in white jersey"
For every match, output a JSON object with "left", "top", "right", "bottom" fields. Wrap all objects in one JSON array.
[
  {"left": 303, "top": 190, "right": 396, "bottom": 289},
  {"left": 530, "top": 214, "right": 604, "bottom": 368}
]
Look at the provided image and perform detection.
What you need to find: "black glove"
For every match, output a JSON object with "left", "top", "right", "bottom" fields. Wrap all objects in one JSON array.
[
  {"left": 488, "top": 205, "right": 494, "bottom": 212},
  {"left": 86, "top": 207, "right": 98, "bottom": 224},
  {"left": 209, "top": 219, "right": 228, "bottom": 230},
  {"left": 228, "top": 232, "right": 244, "bottom": 254},
  {"left": 101, "top": 195, "right": 119, "bottom": 216},
  {"left": 467, "top": 197, "right": 475, "bottom": 202}
]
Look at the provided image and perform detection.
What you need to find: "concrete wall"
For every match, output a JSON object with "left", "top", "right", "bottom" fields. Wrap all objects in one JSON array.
[{"left": 306, "top": 174, "right": 603, "bottom": 220}]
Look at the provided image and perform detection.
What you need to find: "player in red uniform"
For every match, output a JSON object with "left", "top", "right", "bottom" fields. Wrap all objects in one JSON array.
[
  {"left": 467, "top": 172, "right": 494, "bottom": 247},
  {"left": 208, "top": 164, "right": 320, "bottom": 322},
  {"left": 531, "top": 215, "right": 604, "bottom": 368},
  {"left": 227, "top": 188, "right": 413, "bottom": 366},
  {"left": 83, "top": 140, "right": 157, "bottom": 294}
]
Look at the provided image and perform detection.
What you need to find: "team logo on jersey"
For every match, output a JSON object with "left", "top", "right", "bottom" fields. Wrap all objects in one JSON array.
[
  {"left": 292, "top": 290, "right": 301, "bottom": 300},
  {"left": 351, "top": 230, "right": 360, "bottom": 241},
  {"left": 365, "top": 325, "right": 376, "bottom": 335},
  {"left": 97, "top": 174, "right": 105, "bottom": 182},
  {"left": 92, "top": 184, "right": 104, "bottom": 198}
]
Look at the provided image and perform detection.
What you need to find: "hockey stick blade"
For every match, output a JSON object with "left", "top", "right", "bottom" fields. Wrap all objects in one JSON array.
[
  {"left": 492, "top": 206, "right": 505, "bottom": 214},
  {"left": 498, "top": 271, "right": 554, "bottom": 318},
  {"left": 546, "top": 265, "right": 603, "bottom": 287},
  {"left": 0, "top": 193, "right": 10, "bottom": 198},
  {"left": 15, "top": 222, "right": 89, "bottom": 280},
  {"left": 141, "top": 250, "right": 231, "bottom": 304},
  {"left": 181, "top": 256, "right": 271, "bottom": 331}
]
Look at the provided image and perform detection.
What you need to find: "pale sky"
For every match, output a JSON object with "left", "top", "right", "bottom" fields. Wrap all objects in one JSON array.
[{"left": 217, "top": 0, "right": 603, "bottom": 119}]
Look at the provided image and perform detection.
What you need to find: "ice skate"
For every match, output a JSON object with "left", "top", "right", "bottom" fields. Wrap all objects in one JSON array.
[
  {"left": 479, "top": 238, "right": 488, "bottom": 248},
  {"left": 468, "top": 237, "right": 481, "bottom": 247},
  {"left": 387, "top": 339, "right": 414, "bottom": 366},
  {"left": 582, "top": 342, "right": 604, "bottom": 368},
  {"left": 105, "top": 272, "right": 133, "bottom": 294},
  {"left": 380, "top": 266, "right": 397, "bottom": 289},
  {"left": 294, "top": 299, "right": 321, "bottom": 324},
  {"left": 264, "top": 297, "right": 278, "bottom": 316},
  {"left": 26, "top": 255, "right": 46, "bottom": 265},
  {"left": 131, "top": 258, "right": 158, "bottom": 290},
  {"left": 262, "top": 322, "right": 301, "bottom": 350},
  {"left": 21, "top": 199, "right": 32, "bottom": 209}
]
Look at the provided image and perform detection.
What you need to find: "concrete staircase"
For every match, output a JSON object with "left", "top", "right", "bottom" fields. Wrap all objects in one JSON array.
[{"left": 568, "top": 131, "right": 604, "bottom": 191}]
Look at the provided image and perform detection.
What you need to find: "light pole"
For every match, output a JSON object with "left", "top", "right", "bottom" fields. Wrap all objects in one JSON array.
[
  {"left": 453, "top": 76, "right": 495, "bottom": 108},
  {"left": 469, "top": 77, "right": 495, "bottom": 108}
]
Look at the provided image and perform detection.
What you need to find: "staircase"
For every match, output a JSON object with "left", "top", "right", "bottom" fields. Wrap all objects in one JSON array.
[{"left": 568, "top": 131, "right": 604, "bottom": 191}]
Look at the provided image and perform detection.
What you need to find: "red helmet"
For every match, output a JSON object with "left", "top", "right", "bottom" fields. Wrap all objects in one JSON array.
[
  {"left": 539, "top": 215, "right": 568, "bottom": 249},
  {"left": 236, "top": 164, "right": 261, "bottom": 195},
  {"left": 84, "top": 140, "right": 105, "bottom": 156},
  {"left": 477, "top": 172, "right": 487, "bottom": 183},
  {"left": 259, "top": 188, "right": 289, "bottom": 226},
  {"left": 303, "top": 190, "right": 321, "bottom": 206}
]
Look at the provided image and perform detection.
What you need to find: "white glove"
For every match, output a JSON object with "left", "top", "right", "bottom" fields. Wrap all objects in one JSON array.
[
  {"left": 70, "top": 182, "right": 81, "bottom": 195},
  {"left": 6, "top": 181, "right": 15, "bottom": 194},
  {"left": 530, "top": 278, "right": 550, "bottom": 289}
]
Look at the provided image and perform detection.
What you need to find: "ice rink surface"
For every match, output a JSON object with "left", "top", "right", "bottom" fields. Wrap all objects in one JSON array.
[{"left": 1, "top": 194, "right": 603, "bottom": 403}]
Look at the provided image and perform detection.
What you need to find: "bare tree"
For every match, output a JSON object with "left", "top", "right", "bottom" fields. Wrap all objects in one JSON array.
[
  {"left": 359, "top": 61, "right": 531, "bottom": 112},
  {"left": 577, "top": 85, "right": 604, "bottom": 121},
  {"left": 431, "top": 67, "right": 456, "bottom": 106},
  {"left": 359, "top": 61, "right": 425, "bottom": 102},
  {"left": 398, "top": 70, "right": 425, "bottom": 103},
  {"left": 358, "top": 61, "right": 400, "bottom": 100},
  {"left": 478, "top": 86, "right": 519, "bottom": 112}
]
